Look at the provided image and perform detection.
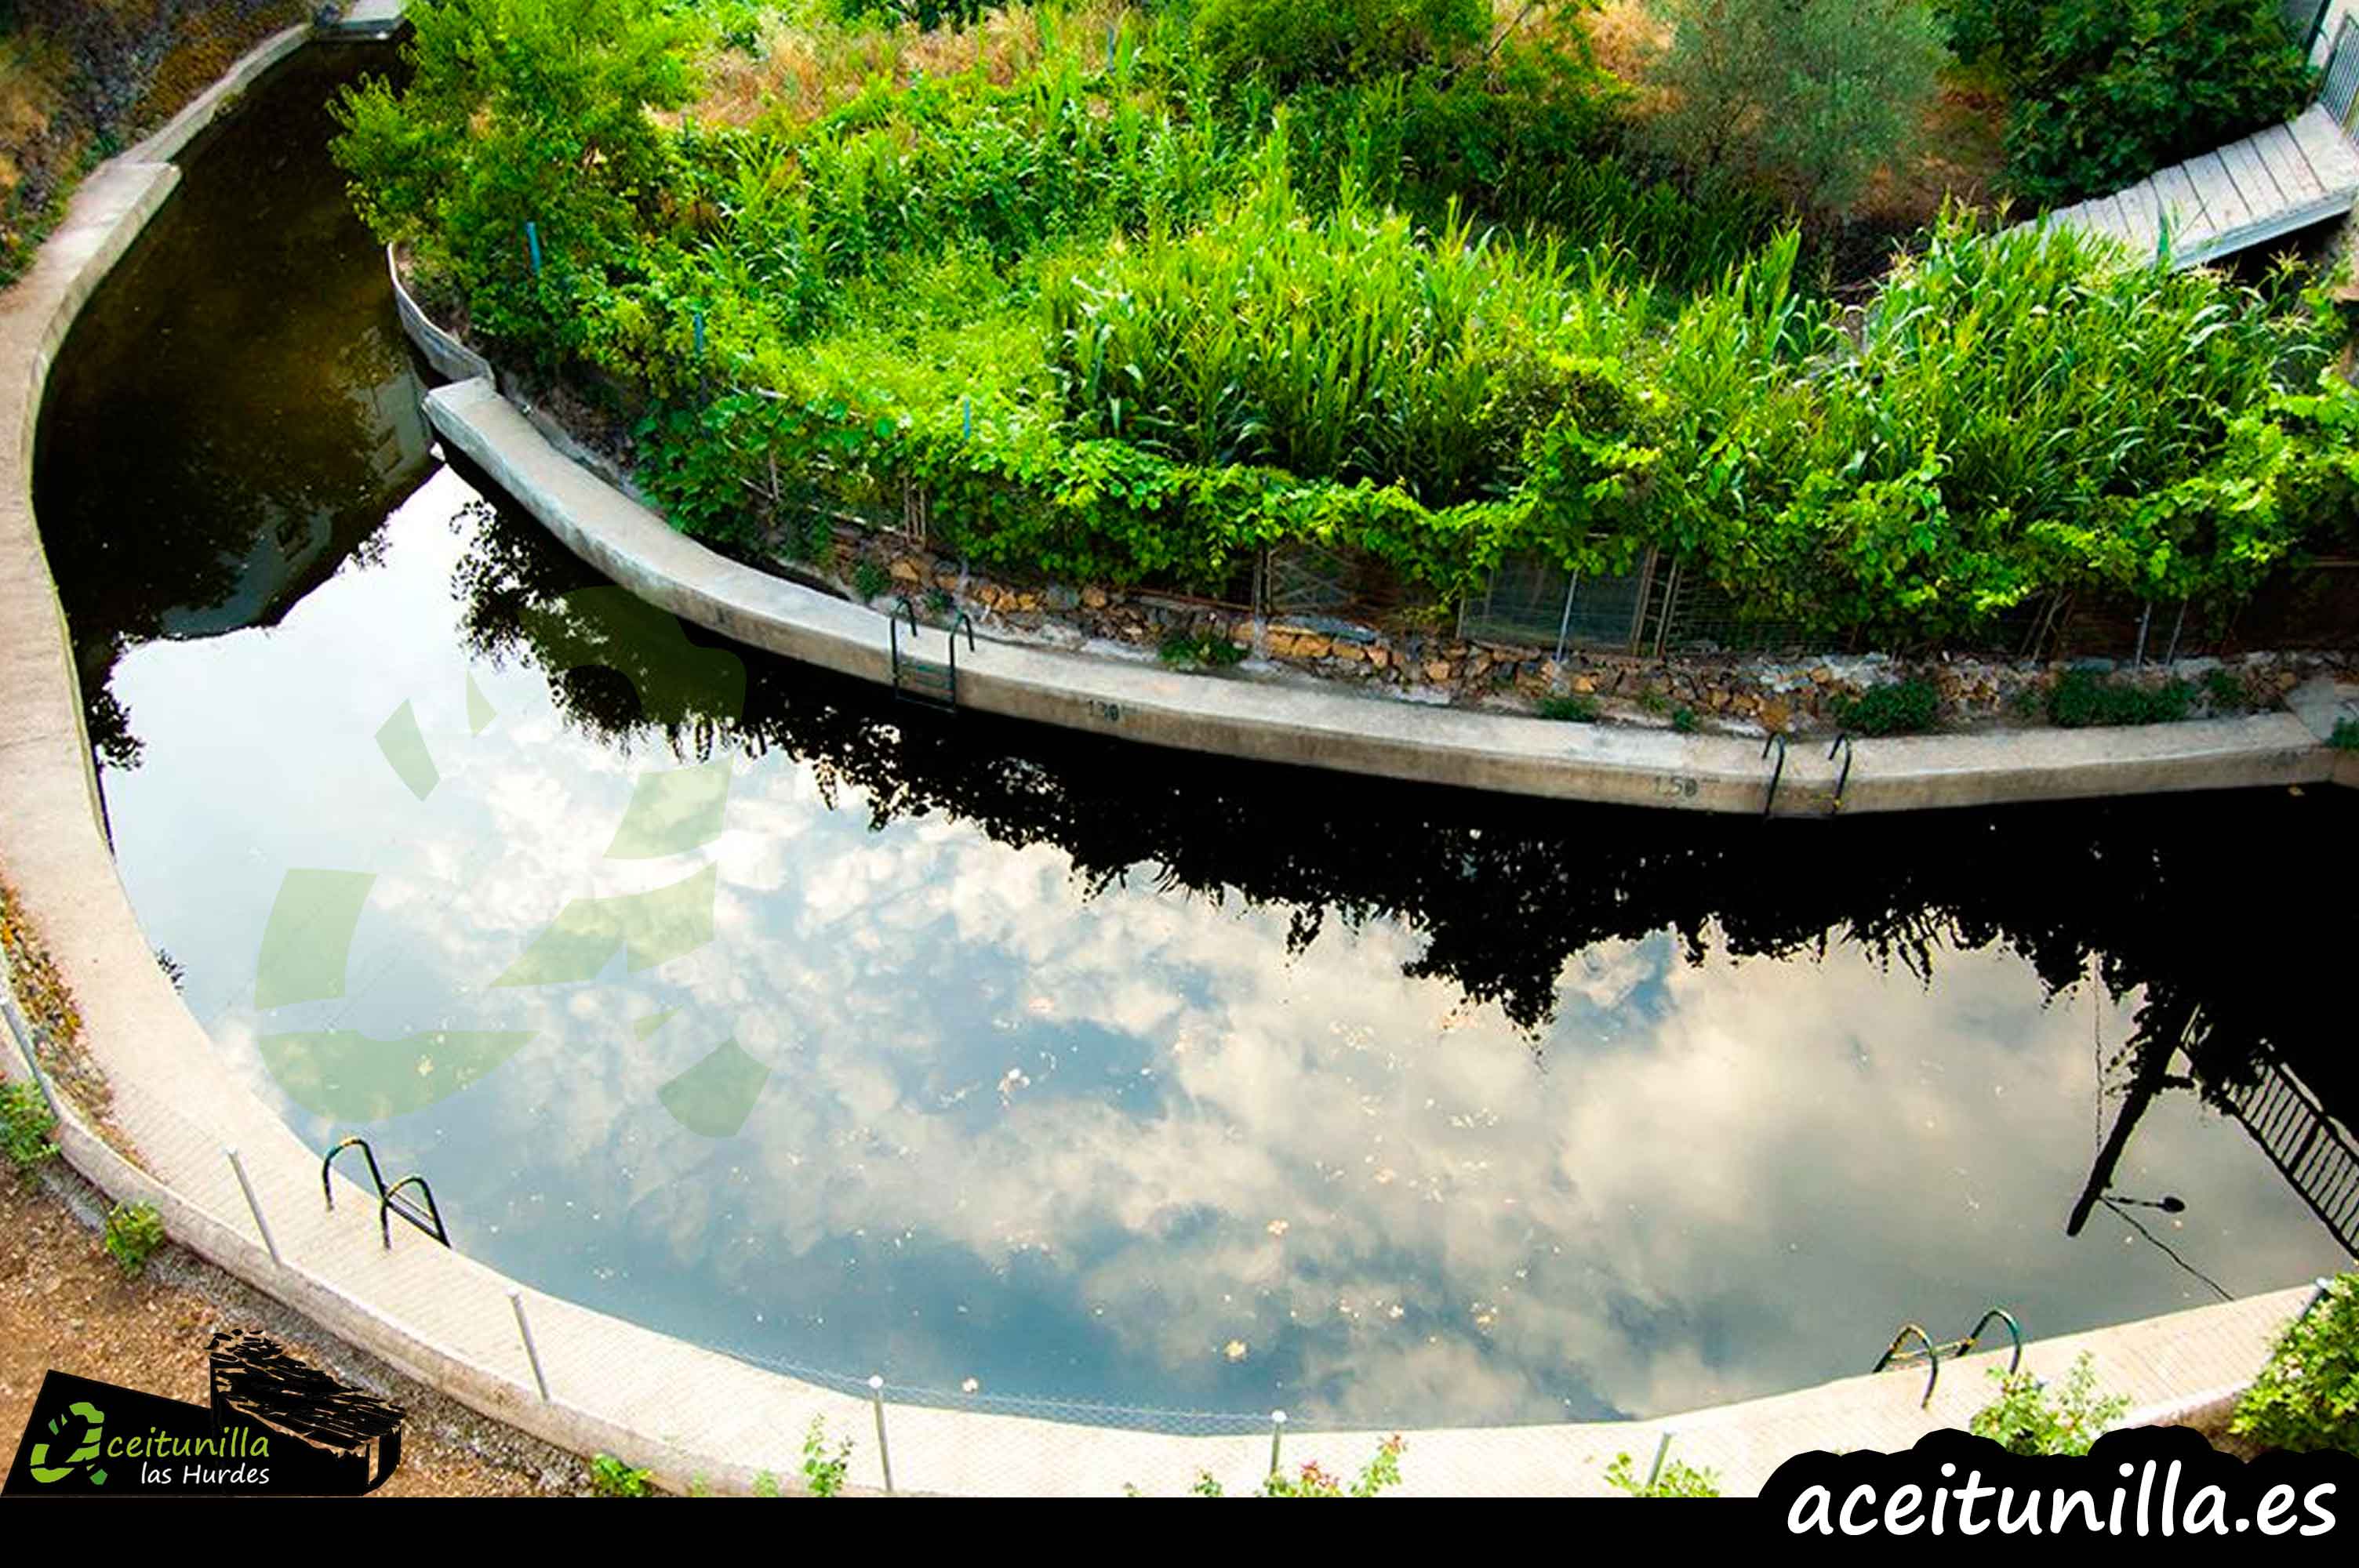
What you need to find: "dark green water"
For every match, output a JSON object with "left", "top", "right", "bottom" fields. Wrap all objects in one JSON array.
[{"left": 29, "top": 46, "right": 2355, "bottom": 1429}]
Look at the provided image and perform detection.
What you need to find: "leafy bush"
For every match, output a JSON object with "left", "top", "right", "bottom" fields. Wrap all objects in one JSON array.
[
  {"left": 850, "top": 559, "right": 892, "bottom": 600},
  {"left": 101, "top": 1201, "right": 165, "bottom": 1279},
  {"left": 589, "top": 1452, "right": 655, "bottom": 1496},
  {"left": 1943, "top": 0, "right": 2316, "bottom": 208},
  {"left": 1194, "top": 0, "right": 1487, "bottom": 91},
  {"left": 2333, "top": 716, "right": 2359, "bottom": 752},
  {"left": 2, "top": 1078, "right": 59, "bottom": 1186},
  {"left": 1192, "top": 1434, "right": 1406, "bottom": 1496},
  {"left": 1604, "top": 1447, "right": 1722, "bottom": 1497},
  {"left": 1834, "top": 677, "right": 1941, "bottom": 736},
  {"left": 1638, "top": 0, "right": 1946, "bottom": 216},
  {"left": 1968, "top": 1352, "right": 2128, "bottom": 1454},
  {"left": 2231, "top": 1271, "right": 2359, "bottom": 1454},
  {"left": 2047, "top": 669, "right": 2194, "bottom": 728},
  {"left": 802, "top": 1414, "right": 852, "bottom": 1497}
]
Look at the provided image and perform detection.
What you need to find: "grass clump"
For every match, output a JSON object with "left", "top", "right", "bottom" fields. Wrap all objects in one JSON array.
[
  {"left": 1536, "top": 693, "right": 1599, "bottom": 723},
  {"left": 2045, "top": 670, "right": 2194, "bottom": 729},
  {"left": 1832, "top": 676, "right": 1939, "bottom": 736},
  {"left": 1158, "top": 628, "right": 1246, "bottom": 669}
]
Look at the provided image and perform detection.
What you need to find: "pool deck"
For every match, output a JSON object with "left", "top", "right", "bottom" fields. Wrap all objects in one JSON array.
[{"left": 0, "top": 29, "right": 2339, "bottom": 1497}]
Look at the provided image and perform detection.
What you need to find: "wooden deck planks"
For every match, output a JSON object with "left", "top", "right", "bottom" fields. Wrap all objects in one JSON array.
[
  {"left": 2252, "top": 123, "right": 2327, "bottom": 205},
  {"left": 2216, "top": 137, "right": 2287, "bottom": 212},
  {"left": 2186, "top": 152, "right": 2256, "bottom": 236},
  {"left": 2012, "top": 106, "right": 2359, "bottom": 268}
]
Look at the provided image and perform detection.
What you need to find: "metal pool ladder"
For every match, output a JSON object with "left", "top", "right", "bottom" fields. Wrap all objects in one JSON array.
[
  {"left": 1873, "top": 1307, "right": 2022, "bottom": 1407},
  {"left": 322, "top": 1135, "right": 451, "bottom": 1250},
  {"left": 889, "top": 597, "right": 975, "bottom": 710}
]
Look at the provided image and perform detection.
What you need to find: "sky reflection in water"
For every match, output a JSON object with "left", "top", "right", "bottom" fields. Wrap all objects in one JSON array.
[{"left": 95, "top": 469, "right": 2342, "bottom": 1427}]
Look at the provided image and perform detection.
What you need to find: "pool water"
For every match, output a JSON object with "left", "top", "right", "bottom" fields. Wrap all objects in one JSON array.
[{"left": 31, "top": 45, "right": 2354, "bottom": 1428}]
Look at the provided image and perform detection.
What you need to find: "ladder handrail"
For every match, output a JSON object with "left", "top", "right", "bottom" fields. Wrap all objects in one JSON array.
[
  {"left": 322, "top": 1135, "right": 387, "bottom": 1213},
  {"left": 1873, "top": 1306, "right": 2022, "bottom": 1408},
  {"left": 322, "top": 1134, "right": 450, "bottom": 1249},
  {"left": 379, "top": 1174, "right": 449, "bottom": 1250}
]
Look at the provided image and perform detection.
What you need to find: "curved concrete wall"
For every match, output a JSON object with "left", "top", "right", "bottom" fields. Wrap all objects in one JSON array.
[
  {"left": 0, "top": 32, "right": 2321, "bottom": 1500},
  {"left": 420, "top": 376, "right": 2346, "bottom": 817}
]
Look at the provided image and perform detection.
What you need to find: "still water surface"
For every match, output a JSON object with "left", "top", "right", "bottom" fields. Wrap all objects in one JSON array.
[{"left": 33, "top": 46, "right": 2351, "bottom": 1427}]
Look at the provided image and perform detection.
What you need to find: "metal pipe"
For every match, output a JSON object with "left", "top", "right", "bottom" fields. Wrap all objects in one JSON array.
[
  {"left": 511, "top": 1292, "right": 551, "bottom": 1402},
  {"left": 869, "top": 1374, "right": 895, "bottom": 1494},
  {"left": 1269, "top": 1409, "right": 1287, "bottom": 1479},
  {"left": 224, "top": 1148, "right": 282, "bottom": 1268}
]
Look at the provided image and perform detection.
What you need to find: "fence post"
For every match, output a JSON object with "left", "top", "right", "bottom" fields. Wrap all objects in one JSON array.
[
  {"left": 525, "top": 220, "right": 543, "bottom": 277},
  {"left": 868, "top": 1374, "right": 894, "bottom": 1494},
  {"left": 1645, "top": 1429, "right": 1675, "bottom": 1491},
  {"left": 223, "top": 1148, "right": 282, "bottom": 1267},
  {"left": 1267, "top": 1409, "right": 1286, "bottom": 1478},
  {"left": 510, "top": 1290, "right": 551, "bottom": 1403}
]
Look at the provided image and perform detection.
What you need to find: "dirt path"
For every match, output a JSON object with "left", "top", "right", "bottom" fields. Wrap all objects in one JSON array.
[{"left": 0, "top": 1160, "right": 587, "bottom": 1497}]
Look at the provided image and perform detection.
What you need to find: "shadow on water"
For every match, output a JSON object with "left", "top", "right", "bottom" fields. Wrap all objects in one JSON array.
[
  {"left": 32, "top": 44, "right": 430, "bottom": 771},
  {"left": 450, "top": 473, "right": 2359, "bottom": 1259}
]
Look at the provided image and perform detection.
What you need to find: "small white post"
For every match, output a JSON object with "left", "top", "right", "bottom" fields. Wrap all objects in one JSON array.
[
  {"left": 510, "top": 1290, "right": 551, "bottom": 1402},
  {"left": 868, "top": 1374, "right": 894, "bottom": 1494},
  {"left": 1268, "top": 1409, "right": 1287, "bottom": 1478},
  {"left": 1645, "top": 1429, "right": 1676, "bottom": 1490},
  {"left": 224, "top": 1147, "right": 281, "bottom": 1266}
]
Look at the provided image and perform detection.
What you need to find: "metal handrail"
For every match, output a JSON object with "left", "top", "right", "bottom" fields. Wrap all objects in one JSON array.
[
  {"left": 1872, "top": 1322, "right": 1941, "bottom": 1407},
  {"left": 889, "top": 594, "right": 921, "bottom": 688},
  {"left": 379, "top": 1174, "right": 449, "bottom": 1250},
  {"left": 1761, "top": 732, "right": 1788, "bottom": 819},
  {"left": 1827, "top": 732, "right": 1855, "bottom": 815},
  {"left": 947, "top": 612, "right": 976, "bottom": 704},
  {"left": 321, "top": 1135, "right": 387, "bottom": 1213},
  {"left": 1874, "top": 1307, "right": 2023, "bottom": 1407}
]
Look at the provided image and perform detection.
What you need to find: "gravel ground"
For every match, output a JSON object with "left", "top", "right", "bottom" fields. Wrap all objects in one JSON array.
[{"left": 0, "top": 1157, "right": 588, "bottom": 1497}]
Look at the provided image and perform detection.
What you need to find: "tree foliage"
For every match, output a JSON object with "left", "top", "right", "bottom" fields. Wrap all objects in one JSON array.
[
  {"left": 1638, "top": 0, "right": 1947, "bottom": 216},
  {"left": 1943, "top": 0, "right": 2316, "bottom": 207}
]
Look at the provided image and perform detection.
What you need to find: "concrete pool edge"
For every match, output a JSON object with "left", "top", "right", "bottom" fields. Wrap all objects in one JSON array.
[
  {"left": 415, "top": 367, "right": 2354, "bottom": 815},
  {"left": 0, "top": 34, "right": 2328, "bottom": 1500}
]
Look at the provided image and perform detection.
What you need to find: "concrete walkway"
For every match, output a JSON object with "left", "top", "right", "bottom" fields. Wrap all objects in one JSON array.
[{"left": 2019, "top": 104, "right": 2359, "bottom": 268}]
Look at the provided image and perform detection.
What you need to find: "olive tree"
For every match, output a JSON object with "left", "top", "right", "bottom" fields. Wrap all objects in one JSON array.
[{"left": 1637, "top": 0, "right": 1946, "bottom": 216}]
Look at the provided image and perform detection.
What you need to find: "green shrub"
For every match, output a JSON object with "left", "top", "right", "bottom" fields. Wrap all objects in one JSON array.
[
  {"left": 1834, "top": 677, "right": 1940, "bottom": 736},
  {"left": 851, "top": 559, "right": 892, "bottom": 600},
  {"left": 1194, "top": 0, "right": 1486, "bottom": 91},
  {"left": 2333, "top": 716, "right": 2359, "bottom": 752},
  {"left": 2047, "top": 669, "right": 2194, "bottom": 728},
  {"left": 1943, "top": 0, "right": 2316, "bottom": 209},
  {"left": 590, "top": 1452, "right": 655, "bottom": 1497},
  {"left": 1192, "top": 1435, "right": 1405, "bottom": 1497},
  {"left": 1968, "top": 1352, "right": 2127, "bottom": 1455},
  {"left": 1639, "top": 0, "right": 1946, "bottom": 216},
  {"left": 2230, "top": 1271, "right": 2359, "bottom": 1454},
  {"left": 1536, "top": 693, "right": 1600, "bottom": 722},
  {"left": 1158, "top": 629, "right": 1247, "bottom": 669},
  {"left": 101, "top": 1201, "right": 165, "bottom": 1279},
  {"left": 1670, "top": 706, "right": 1698, "bottom": 733},
  {"left": 2204, "top": 666, "right": 2252, "bottom": 712},
  {"left": 1604, "top": 1447, "right": 1722, "bottom": 1497},
  {"left": 2, "top": 1078, "right": 59, "bottom": 1186},
  {"left": 802, "top": 1414, "right": 852, "bottom": 1497}
]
